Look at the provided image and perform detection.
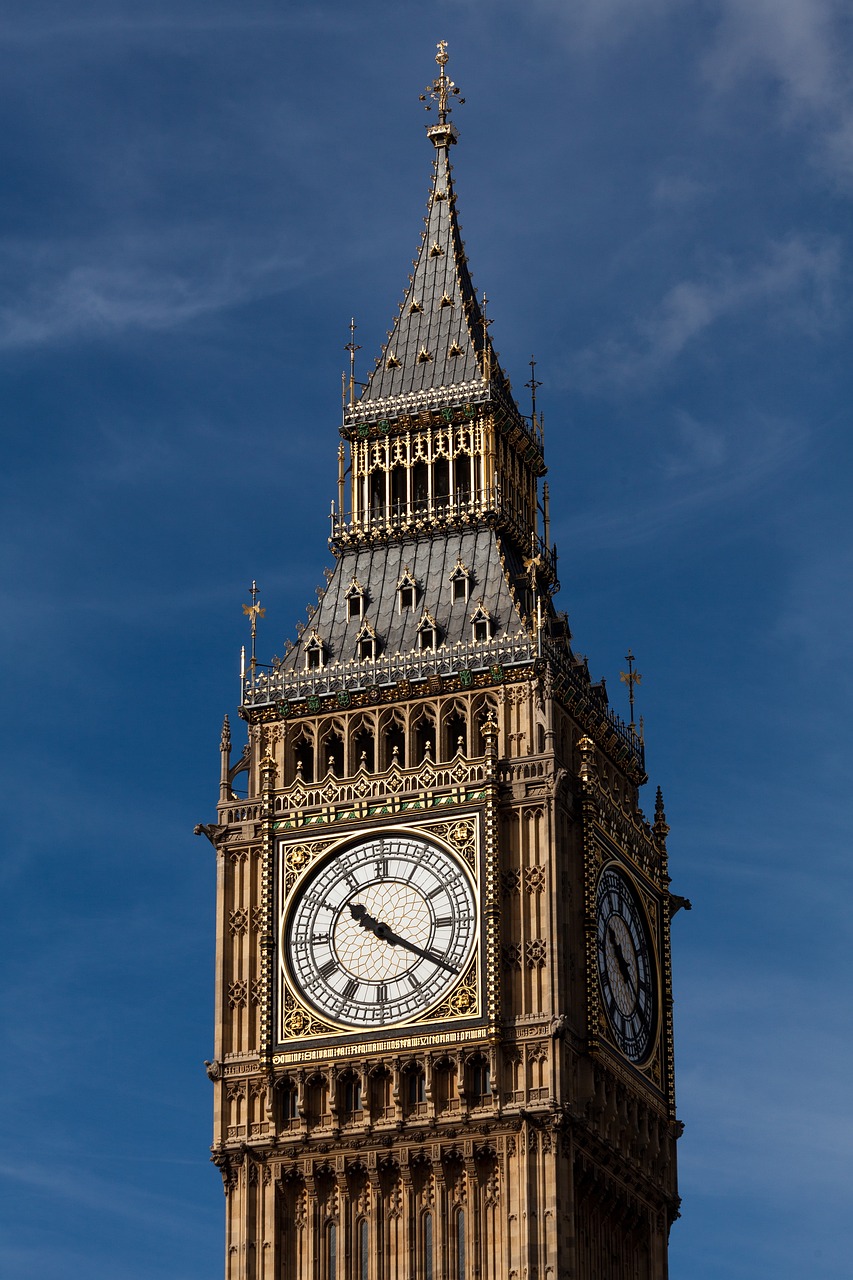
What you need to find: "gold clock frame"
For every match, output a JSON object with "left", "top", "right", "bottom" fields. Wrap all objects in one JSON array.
[
  {"left": 273, "top": 811, "right": 487, "bottom": 1056},
  {"left": 594, "top": 857, "right": 662, "bottom": 1071},
  {"left": 584, "top": 824, "right": 667, "bottom": 1090}
]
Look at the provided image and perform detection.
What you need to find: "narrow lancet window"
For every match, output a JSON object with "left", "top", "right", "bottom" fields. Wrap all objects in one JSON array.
[
  {"left": 384, "top": 718, "right": 405, "bottom": 769},
  {"left": 322, "top": 731, "right": 344, "bottom": 778},
  {"left": 456, "top": 1210, "right": 466, "bottom": 1279},
  {"left": 294, "top": 736, "right": 314, "bottom": 782},
  {"left": 412, "top": 462, "right": 429, "bottom": 512},
  {"left": 407, "top": 1068, "right": 426, "bottom": 1108},
  {"left": 327, "top": 1222, "right": 337, "bottom": 1280},
  {"left": 423, "top": 1212, "right": 434, "bottom": 1280},
  {"left": 342, "top": 1074, "right": 362, "bottom": 1113},
  {"left": 360, "top": 1221, "right": 369, "bottom": 1280}
]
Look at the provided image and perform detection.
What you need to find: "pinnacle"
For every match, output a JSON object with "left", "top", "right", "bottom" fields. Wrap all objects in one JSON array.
[{"left": 356, "top": 127, "right": 505, "bottom": 406}]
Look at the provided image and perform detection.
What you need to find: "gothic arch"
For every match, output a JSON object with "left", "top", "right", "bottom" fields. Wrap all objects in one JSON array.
[{"left": 440, "top": 698, "right": 468, "bottom": 760}]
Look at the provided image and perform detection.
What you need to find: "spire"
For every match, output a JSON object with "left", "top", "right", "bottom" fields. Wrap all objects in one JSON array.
[{"left": 358, "top": 42, "right": 508, "bottom": 406}]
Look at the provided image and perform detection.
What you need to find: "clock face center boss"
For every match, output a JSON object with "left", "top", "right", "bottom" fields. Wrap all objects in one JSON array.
[{"left": 282, "top": 833, "right": 478, "bottom": 1029}]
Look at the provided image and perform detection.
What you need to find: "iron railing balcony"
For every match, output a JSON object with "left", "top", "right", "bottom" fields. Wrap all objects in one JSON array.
[
  {"left": 341, "top": 378, "right": 545, "bottom": 460},
  {"left": 242, "top": 632, "right": 536, "bottom": 708},
  {"left": 241, "top": 632, "right": 643, "bottom": 773}
]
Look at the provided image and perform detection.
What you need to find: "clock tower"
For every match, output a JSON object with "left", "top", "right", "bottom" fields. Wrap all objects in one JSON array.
[{"left": 199, "top": 43, "right": 683, "bottom": 1280}]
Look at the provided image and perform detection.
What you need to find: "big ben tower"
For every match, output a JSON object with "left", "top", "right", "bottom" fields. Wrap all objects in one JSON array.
[{"left": 199, "top": 42, "right": 683, "bottom": 1280}]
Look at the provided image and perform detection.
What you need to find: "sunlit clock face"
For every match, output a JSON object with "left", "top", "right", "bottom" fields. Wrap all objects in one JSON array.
[
  {"left": 596, "top": 866, "right": 658, "bottom": 1064},
  {"left": 284, "top": 833, "right": 478, "bottom": 1028}
]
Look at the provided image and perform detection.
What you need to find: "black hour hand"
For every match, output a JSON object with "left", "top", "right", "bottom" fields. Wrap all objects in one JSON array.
[{"left": 608, "top": 924, "right": 633, "bottom": 987}]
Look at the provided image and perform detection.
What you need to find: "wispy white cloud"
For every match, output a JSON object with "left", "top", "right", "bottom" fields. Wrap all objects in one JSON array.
[
  {"left": 0, "top": 234, "right": 305, "bottom": 349},
  {"left": 570, "top": 234, "right": 840, "bottom": 389},
  {"left": 650, "top": 173, "right": 711, "bottom": 210},
  {"left": 704, "top": 0, "right": 853, "bottom": 187},
  {"left": 554, "top": 410, "right": 804, "bottom": 547},
  {"left": 465, "top": 0, "right": 676, "bottom": 49},
  {"left": 660, "top": 410, "right": 727, "bottom": 479},
  {"left": 471, "top": 0, "right": 853, "bottom": 186},
  {"left": 0, "top": 1156, "right": 213, "bottom": 1236}
]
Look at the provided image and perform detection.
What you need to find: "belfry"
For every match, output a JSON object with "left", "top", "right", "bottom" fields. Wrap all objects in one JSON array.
[{"left": 199, "top": 42, "right": 683, "bottom": 1280}]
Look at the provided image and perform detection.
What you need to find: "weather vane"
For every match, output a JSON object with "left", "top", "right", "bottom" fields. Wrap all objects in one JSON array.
[
  {"left": 419, "top": 40, "right": 465, "bottom": 123},
  {"left": 619, "top": 649, "right": 643, "bottom": 735},
  {"left": 242, "top": 580, "right": 266, "bottom": 675}
]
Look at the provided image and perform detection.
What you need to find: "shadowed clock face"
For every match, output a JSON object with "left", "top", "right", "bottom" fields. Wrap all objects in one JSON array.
[
  {"left": 596, "top": 866, "right": 658, "bottom": 1064},
  {"left": 284, "top": 833, "right": 477, "bottom": 1028}
]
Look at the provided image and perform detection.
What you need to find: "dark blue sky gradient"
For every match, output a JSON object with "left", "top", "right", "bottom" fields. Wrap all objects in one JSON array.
[{"left": 2, "top": 3, "right": 852, "bottom": 1277}]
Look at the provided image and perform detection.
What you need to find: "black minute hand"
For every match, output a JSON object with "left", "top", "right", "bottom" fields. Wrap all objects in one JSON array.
[
  {"left": 608, "top": 923, "right": 634, "bottom": 988},
  {"left": 349, "top": 904, "right": 458, "bottom": 975}
]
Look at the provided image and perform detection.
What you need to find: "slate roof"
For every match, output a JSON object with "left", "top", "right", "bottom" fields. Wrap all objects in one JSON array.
[
  {"left": 278, "top": 528, "right": 530, "bottom": 672},
  {"left": 360, "top": 128, "right": 509, "bottom": 405}
]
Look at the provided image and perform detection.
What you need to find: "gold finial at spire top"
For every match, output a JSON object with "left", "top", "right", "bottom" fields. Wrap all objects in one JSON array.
[{"left": 419, "top": 40, "right": 465, "bottom": 129}]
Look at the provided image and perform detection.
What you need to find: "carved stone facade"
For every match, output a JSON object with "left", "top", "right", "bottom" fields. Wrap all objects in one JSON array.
[{"left": 200, "top": 44, "right": 681, "bottom": 1280}]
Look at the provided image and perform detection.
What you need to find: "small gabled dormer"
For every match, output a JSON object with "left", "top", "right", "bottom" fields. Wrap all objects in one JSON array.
[
  {"left": 470, "top": 601, "right": 492, "bottom": 644},
  {"left": 449, "top": 559, "right": 471, "bottom": 604},
  {"left": 356, "top": 618, "right": 380, "bottom": 662},
  {"left": 397, "top": 567, "right": 418, "bottom": 613},
  {"left": 304, "top": 631, "right": 325, "bottom": 670},
  {"left": 417, "top": 609, "right": 440, "bottom": 652},
  {"left": 346, "top": 578, "right": 366, "bottom": 621}
]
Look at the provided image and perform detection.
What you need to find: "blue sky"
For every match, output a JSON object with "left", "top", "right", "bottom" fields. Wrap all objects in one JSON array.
[{"left": 2, "top": 2, "right": 851, "bottom": 1276}]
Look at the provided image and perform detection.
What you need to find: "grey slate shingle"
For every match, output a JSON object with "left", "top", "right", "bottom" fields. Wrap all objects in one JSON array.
[{"left": 279, "top": 529, "right": 530, "bottom": 672}]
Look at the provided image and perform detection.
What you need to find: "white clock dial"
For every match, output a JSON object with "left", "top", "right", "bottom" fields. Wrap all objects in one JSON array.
[{"left": 283, "top": 832, "right": 477, "bottom": 1028}]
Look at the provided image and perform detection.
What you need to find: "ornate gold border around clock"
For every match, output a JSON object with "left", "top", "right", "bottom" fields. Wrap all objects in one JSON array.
[
  {"left": 580, "top": 745, "right": 667, "bottom": 1097},
  {"left": 593, "top": 856, "right": 663, "bottom": 1081},
  {"left": 273, "top": 812, "right": 486, "bottom": 1047}
]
